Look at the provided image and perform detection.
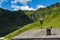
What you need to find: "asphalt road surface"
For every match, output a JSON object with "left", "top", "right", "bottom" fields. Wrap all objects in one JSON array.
[{"left": 12, "top": 28, "right": 60, "bottom": 40}]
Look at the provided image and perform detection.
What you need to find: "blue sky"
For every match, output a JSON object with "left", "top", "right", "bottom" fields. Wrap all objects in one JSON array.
[{"left": 0, "top": 0, "right": 60, "bottom": 11}]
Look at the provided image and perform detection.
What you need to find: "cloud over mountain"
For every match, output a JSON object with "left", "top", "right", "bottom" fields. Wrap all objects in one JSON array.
[
  {"left": 11, "top": 5, "right": 36, "bottom": 11},
  {"left": 11, "top": 5, "right": 46, "bottom": 11}
]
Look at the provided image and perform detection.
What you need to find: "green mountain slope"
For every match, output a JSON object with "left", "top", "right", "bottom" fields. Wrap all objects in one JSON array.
[
  {"left": 0, "top": 9, "right": 32, "bottom": 37},
  {"left": 4, "top": 2, "right": 60, "bottom": 39}
]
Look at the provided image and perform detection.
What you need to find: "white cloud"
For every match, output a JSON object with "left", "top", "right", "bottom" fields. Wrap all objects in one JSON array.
[
  {"left": 12, "top": 0, "right": 31, "bottom": 5},
  {"left": 36, "top": 5, "right": 46, "bottom": 9},
  {"left": 20, "top": 6, "right": 36, "bottom": 11},
  {"left": 11, "top": 5, "right": 21, "bottom": 11},
  {"left": 11, "top": 5, "right": 46, "bottom": 11},
  {"left": 11, "top": 0, "right": 33, "bottom": 11},
  {"left": 11, "top": 5, "right": 36, "bottom": 11}
]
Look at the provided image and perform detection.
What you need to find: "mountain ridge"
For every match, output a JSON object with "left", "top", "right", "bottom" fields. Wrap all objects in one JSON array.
[{"left": 0, "top": 8, "right": 32, "bottom": 37}]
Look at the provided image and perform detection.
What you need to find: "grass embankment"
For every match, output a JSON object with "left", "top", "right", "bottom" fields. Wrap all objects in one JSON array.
[
  {"left": 4, "top": 21, "right": 41, "bottom": 39},
  {"left": 43, "top": 11, "right": 60, "bottom": 28}
]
